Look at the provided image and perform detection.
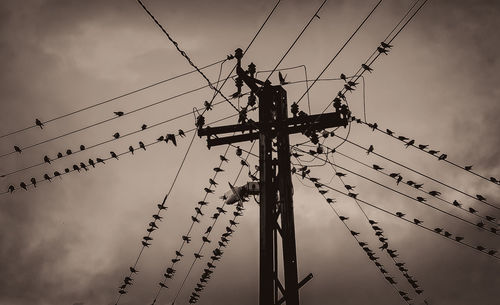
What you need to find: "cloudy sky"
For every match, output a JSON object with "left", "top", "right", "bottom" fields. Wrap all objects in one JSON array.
[{"left": 0, "top": 0, "right": 499, "bottom": 305}]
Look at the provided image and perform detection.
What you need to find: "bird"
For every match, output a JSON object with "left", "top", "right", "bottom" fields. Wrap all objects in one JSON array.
[
  {"left": 8, "top": 185, "right": 15, "bottom": 193},
  {"left": 217, "top": 207, "right": 227, "bottom": 214},
  {"left": 397, "top": 136, "right": 409, "bottom": 141},
  {"left": 361, "top": 63, "right": 373, "bottom": 72},
  {"left": 205, "top": 226, "right": 212, "bottom": 234},
  {"left": 220, "top": 155, "right": 229, "bottom": 162},
  {"left": 209, "top": 178, "right": 218, "bottom": 186},
  {"left": 345, "top": 185, "right": 355, "bottom": 191},
  {"left": 433, "top": 228, "right": 443, "bottom": 233},
  {"left": 30, "top": 177, "right": 37, "bottom": 187},
  {"left": 13, "top": 145, "right": 22, "bottom": 154},
  {"left": 416, "top": 197, "right": 426, "bottom": 202},
  {"left": 340, "top": 73, "right": 347, "bottom": 82},
  {"left": 171, "top": 258, "right": 180, "bottom": 263},
  {"left": 455, "top": 236, "right": 464, "bottom": 242},
  {"left": 414, "top": 183, "right": 423, "bottom": 189},
  {"left": 80, "top": 162, "right": 88, "bottom": 171},
  {"left": 204, "top": 188, "right": 214, "bottom": 194},
  {"left": 195, "top": 207, "right": 204, "bottom": 215},
  {"left": 490, "top": 177, "right": 499, "bottom": 184},
  {"left": 413, "top": 218, "right": 423, "bottom": 225},
  {"left": 373, "top": 164, "right": 383, "bottom": 171},
  {"left": 211, "top": 213, "right": 220, "bottom": 219},
  {"left": 139, "top": 141, "right": 146, "bottom": 150},
  {"left": 57, "top": 152, "right": 63, "bottom": 158},
  {"left": 344, "top": 84, "right": 353, "bottom": 92},
  {"left": 476, "top": 245, "right": 485, "bottom": 251},
  {"left": 438, "top": 153, "right": 447, "bottom": 161},
  {"left": 178, "top": 129, "right": 185, "bottom": 137},
  {"left": 213, "top": 167, "right": 224, "bottom": 172},
  {"left": 73, "top": 164, "right": 80, "bottom": 172},
  {"left": 240, "top": 159, "right": 249, "bottom": 167},
  {"left": 198, "top": 200, "right": 209, "bottom": 206},
  {"left": 141, "top": 124, "right": 147, "bottom": 130},
  {"left": 396, "top": 212, "right": 405, "bottom": 218},
  {"left": 405, "top": 139, "right": 415, "bottom": 147},
  {"left": 149, "top": 222, "right": 159, "bottom": 229},
  {"left": 130, "top": 267, "right": 138, "bottom": 273},
  {"left": 64, "top": 168, "right": 70, "bottom": 173},
  {"left": 418, "top": 144, "right": 429, "bottom": 150},
  {"left": 43, "top": 155, "right": 51, "bottom": 164},
  {"left": 35, "top": 118, "right": 44, "bottom": 129},
  {"left": 157, "top": 136, "right": 165, "bottom": 142},
  {"left": 129, "top": 146, "right": 134, "bottom": 155},
  {"left": 452, "top": 200, "right": 462, "bottom": 207},
  {"left": 175, "top": 250, "right": 183, "bottom": 257},
  {"left": 396, "top": 175, "right": 403, "bottom": 185},
  {"left": 428, "top": 190, "right": 441, "bottom": 197},
  {"left": 80, "top": 145, "right": 85, "bottom": 151},
  {"left": 142, "top": 241, "right": 151, "bottom": 247},
  {"left": 166, "top": 134, "right": 177, "bottom": 146},
  {"left": 350, "top": 230, "right": 359, "bottom": 236},
  {"left": 182, "top": 235, "right": 191, "bottom": 243},
  {"left": 143, "top": 236, "right": 153, "bottom": 241},
  {"left": 347, "top": 81, "right": 359, "bottom": 87},
  {"left": 96, "top": 157, "right": 105, "bottom": 164},
  {"left": 278, "top": 71, "right": 289, "bottom": 85},
  {"left": 152, "top": 214, "right": 163, "bottom": 221},
  {"left": 114, "top": 111, "right": 124, "bottom": 117},
  {"left": 157, "top": 203, "right": 167, "bottom": 210},
  {"left": 389, "top": 172, "right": 400, "bottom": 178},
  {"left": 66, "top": 149, "right": 72, "bottom": 155},
  {"left": 113, "top": 132, "right": 120, "bottom": 139},
  {"left": 159, "top": 282, "right": 168, "bottom": 288},
  {"left": 336, "top": 172, "right": 346, "bottom": 177},
  {"left": 229, "top": 220, "right": 238, "bottom": 226},
  {"left": 54, "top": 171, "right": 61, "bottom": 178},
  {"left": 87, "top": 159, "right": 95, "bottom": 168},
  {"left": 380, "top": 42, "right": 393, "bottom": 49},
  {"left": 110, "top": 151, "right": 118, "bottom": 159},
  {"left": 118, "top": 289, "right": 127, "bottom": 295},
  {"left": 367, "top": 145, "right": 374, "bottom": 154},
  {"left": 44, "top": 174, "right": 51, "bottom": 181},
  {"left": 385, "top": 276, "right": 396, "bottom": 284},
  {"left": 202, "top": 236, "right": 211, "bottom": 243},
  {"left": 428, "top": 150, "right": 439, "bottom": 155},
  {"left": 386, "top": 129, "right": 394, "bottom": 136},
  {"left": 476, "top": 194, "right": 486, "bottom": 201},
  {"left": 377, "top": 46, "right": 389, "bottom": 55},
  {"left": 192, "top": 216, "right": 200, "bottom": 223},
  {"left": 204, "top": 100, "right": 212, "bottom": 111},
  {"left": 194, "top": 253, "right": 203, "bottom": 259},
  {"left": 465, "top": 165, "right": 473, "bottom": 171}
]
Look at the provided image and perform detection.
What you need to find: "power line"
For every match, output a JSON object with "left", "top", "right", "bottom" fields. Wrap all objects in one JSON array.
[
  {"left": 356, "top": 119, "right": 500, "bottom": 187},
  {"left": 115, "top": 131, "right": 196, "bottom": 304},
  {"left": 295, "top": 0, "right": 382, "bottom": 105},
  {"left": 0, "top": 59, "right": 228, "bottom": 140},
  {"left": 2, "top": 108, "right": 256, "bottom": 196},
  {"left": 135, "top": 0, "right": 239, "bottom": 112},
  {"left": 331, "top": 147, "right": 499, "bottom": 227},
  {"left": 331, "top": 133, "right": 500, "bottom": 211},
  {"left": 293, "top": 146, "right": 500, "bottom": 237},
  {"left": 0, "top": 78, "right": 233, "bottom": 159}
]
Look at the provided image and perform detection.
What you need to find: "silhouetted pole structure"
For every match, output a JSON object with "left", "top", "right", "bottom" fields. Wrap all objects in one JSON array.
[{"left": 198, "top": 49, "right": 348, "bottom": 305}]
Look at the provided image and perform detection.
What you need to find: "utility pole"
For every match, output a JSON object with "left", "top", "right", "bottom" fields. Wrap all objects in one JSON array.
[{"left": 198, "top": 49, "right": 349, "bottom": 305}]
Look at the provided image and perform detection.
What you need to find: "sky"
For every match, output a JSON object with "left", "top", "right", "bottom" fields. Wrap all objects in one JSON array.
[{"left": 0, "top": 0, "right": 499, "bottom": 305}]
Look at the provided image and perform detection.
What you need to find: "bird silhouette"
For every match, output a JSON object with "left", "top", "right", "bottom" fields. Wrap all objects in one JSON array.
[
  {"left": 380, "top": 42, "right": 393, "bottom": 49},
  {"left": 344, "top": 84, "right": 354, "bottom": 92},
  {"left": 166, "top": 134, "right": 177, "bottom": 146},
  {"left": 217, "top": 207, "right": 227, "bottom": 214},
  {"left": 205, "top": 226, "right": 212, "bottom": 234},
  {"left": 54, "top": 171, "right": 61, "bottom": 178},
  {"left": 361, "top": 64, "right": 373, "bottom": 72},
  {"left": 152, "top": 214, "right": 163, "bottom": 221},
  {"left": 373, "top": 164, "right": 383, "bottom": 171},
  {"left": 198, "top": 200, "right": 209, "bottom": 206},
  {"left": 179, "top": 129, "right": 186, "bottom": 137},
  {"left": 80, "top": 163, "right": 88, "bottom": 171},
  {"left": 35, "top": 119, "right": 44, "bottom": 129},
  {"left": 195, "top": 207, "right": 204, "bottom": 216},
  {"left": 220, "top": 155, "right": 229, "bottom": 162},
  {"left": 397, "top": 136, "right": 409, "bottom": 141},
  {"left": 278, "top": 71, "right": 288, "bottom": 85},
  {"left": 192, "top": 215, "right": 200, "bottom": 223},
  {"left": 30, "top": 177, "right": 37, "bottom": 187},
  {"left": 44, "top": 174, "right": 51, "bottom": 181},
  {"left": 428, "top": 191, "right": 441, "bottom": 197},
  {"left": 438, "top": 153, "right": 447, "bottom": 161},
  {"left": 416, "top": 197, "right": 426, "bottom": 202},
  {"left": 204, "top": 100, "right": 212, "bottom": 111},
  {"left": 350, "top": 230, "right": 359, "bottom": 236},
  {"left": 413, "top": 218, "right": 423, "bottom": 225},
  {"left": 56, "top": 152, "right": 63, "bottom": 158},
  {"left": 182, "top": 235, "right": 191, "bottom": 243},
  {"left": 157, "top": 203, "right": 167, "bottom": 210},
  {"left": 157, "top": 136, "right": 165, "bottom": 142},
  {"left": 66, "top": 149, "right": 72, "bottom": 155},
  {"left": 149, "top": 222, "right": 159, "bottom": 229},
  {"left": 464, "top": 165, "right": 473, "bottom": 171},
  {"left": 389, "top": 173, "right": 400, "bottom": 178},
  {"left": 377, "top": 46, "right": 389, "bottom": 54},
  {"left": 8, "top": 185, "right": 15, "bottom": 193},
  {"left": 143, "top": 236, "right": 153, "bottom": 241},
  {"left": 340, "top": 73, "right": 347, "bottom": 82},
  {"left": 64, "top": 168, "right": 70, "bottom": 173},
  {"left": 204, "top": 188, "right": 214, "bottom": 194},
  {"left": 113, "top": 132, "right": 120, "bottom": 139},
  {"left": 385, "top": 129, "right": 394, "bottom": 136},
  {"left": 476, "top": 245, "right": 485, "bottom": 251},
  {"left": 175, "top": 250, "right": 183, "bottom": 257},
  {"left": 434, "top": 228, "right": 443, "bottom": 233},
  {"left": 159, "top": 282, "right": 168, "bottom": 288},
  {"left": 118, "top": 289, "right": 127, "bottom": 295},
  {"left": 208, "top": 178, "right": 218, "bottom": 186},
  {"left": 367, "top": 145, "right": 374, "bottom": 154},
  {"left": 142, "top": 241, "right": 151, "bottom": 247},
  {"left": 476, "top": 194, "right": 486, "bottom": 201},
  {"left": 194, "top": 253, "right": 203, "bottom": 259},
  {"left": 455, "top": 236, "right": 464, "bottom": 242},
  {"left": 129, "top": 146, "right": 134, "bottom": 155},
  {"left": 336, "top": 172, "right": 346, "bottom": 177},
  {"left": 96, "top": 157, "right": 105, "bottom": 164},
  {"left": 88, "top": 159, "right": 95, "bottom": 168},
  {"left": 213, "top": 167, "right": 224, "bottom": 172},
  {"left": 414, "top": 183, "right": 423, "bottom": 189},
  {"left": 79, "top": 144, "right": 85, "bottom": 151},
  {"left": 14, "top": 146, "right": 22, "bottom": 154},
  {"left": 396, "top": 212, "right": 405, "bottom": 218},
  {"left": 43, "top": 155, "right": 51, "bottom": 164},
  {"left": 428, "top": 150, "right": 439, "bottom": 155},
  {"left": 141, "top": 124, "right": 147, "bottom": 130},
  {"left": 202, "top": 236, "right": 211, "bottom": 243},
  {"left": 130, "top": 267, "right": 138, "bottom": 273},
  {"left": 347, "top": 81, "right": 358, "bottom": 87},
  {"left": 418, "top": 144, "right": 429, "bottom": 150},
  {"left": 114, "top": 111, "right": 124, "bottom": 117},
  {"left": 110, "top": 151, "right": 118, "bottom": 159},
  {"left": 405, "top": 139, "right": 415, "bottom": 147},
  {"left": 73, "top": 164, "right": 80, "bottom": 172}
]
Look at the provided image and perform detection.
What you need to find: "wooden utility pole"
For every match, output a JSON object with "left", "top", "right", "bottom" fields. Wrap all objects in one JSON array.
[{"left": 198, "top": 49, "right": 349, "bottom": 305}]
